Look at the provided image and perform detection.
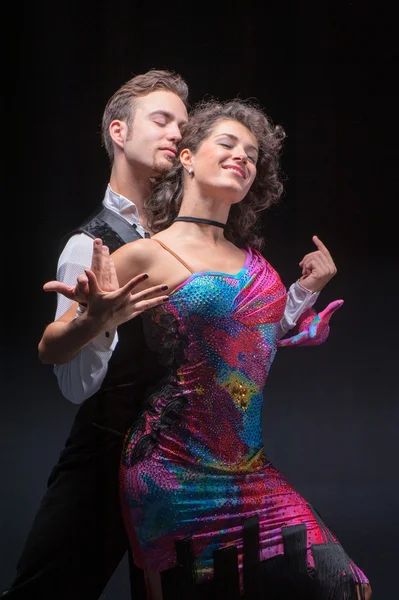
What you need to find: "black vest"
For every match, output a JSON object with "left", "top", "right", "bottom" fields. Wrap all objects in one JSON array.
[
  {"left": 66, "top": 205, "right": 166, "bottom": 433},
  {"left": 66, "top": 205, "right": 147, "bottom": 252}
]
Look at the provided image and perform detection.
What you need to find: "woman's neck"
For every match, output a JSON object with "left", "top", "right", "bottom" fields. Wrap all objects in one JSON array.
[
  {"left": 177, "top": 192, "right": 230, "bottom": 225},
  {"left": 170, "top": 195, "right": 231, "bottom": 244}
]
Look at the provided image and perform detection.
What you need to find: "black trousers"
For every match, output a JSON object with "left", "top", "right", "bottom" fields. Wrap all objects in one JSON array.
[{"left": 2, "top": 418, "right": 146, "bottom": 599}]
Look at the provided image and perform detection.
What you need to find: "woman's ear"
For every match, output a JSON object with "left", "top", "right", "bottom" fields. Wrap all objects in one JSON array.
[{"left": 180, "top": 148, "right": 194, "bottom": 172}]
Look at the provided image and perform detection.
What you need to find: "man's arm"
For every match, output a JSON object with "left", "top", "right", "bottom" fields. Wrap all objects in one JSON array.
[
  {"left": 38, "top": 302, "right": 113, "bottom": 364},
  {"left": 277, "top": 235, "right": 337, "bottom": 340},
  {"left": 48, "top": 235, "right": 337, "bottom": 404},
  {"left": 38, "top": 235, "right": 116, "bottom": 365},
  {"left": 56, "top": 276, "right": 320, "bottom": 405},
  {"left": 38, "top": 238, "right": 168, "bottom": 364},
  {"left": 38, "top": 237, "right": 168, "bottom": 404},
  {"left": 38, "top": 234, "right": 119, "bottom": 403},
  {"left": 53, "top": 328, "right": 117, "bottom": 404},
  {"left": 278, "top": 280, "right": 319, "bottom": 339}
]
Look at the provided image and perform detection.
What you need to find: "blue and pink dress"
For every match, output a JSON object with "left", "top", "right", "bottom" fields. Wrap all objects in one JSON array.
[{"left": 120, "top": 245, "right": 368, "bottom": 597}]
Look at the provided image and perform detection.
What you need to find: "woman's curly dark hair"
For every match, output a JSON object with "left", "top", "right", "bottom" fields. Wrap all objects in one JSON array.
[{"left": 145, "top": 98, "right": 286, "bottom": 250}]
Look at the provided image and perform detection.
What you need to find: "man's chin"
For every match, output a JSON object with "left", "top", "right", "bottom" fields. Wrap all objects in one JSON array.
[{"left": 152, "top": 158, "right": 175, "bottom": 176}]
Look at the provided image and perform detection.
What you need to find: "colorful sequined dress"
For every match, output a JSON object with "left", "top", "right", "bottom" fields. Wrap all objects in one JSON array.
[{"left": 120, "top": 245, "right": 368, "bottom": 598}]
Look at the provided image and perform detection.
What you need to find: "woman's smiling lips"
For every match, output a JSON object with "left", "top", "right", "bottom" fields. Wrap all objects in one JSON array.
[{"left": 222, "top": 164, "right": 246, "bottom": 178}]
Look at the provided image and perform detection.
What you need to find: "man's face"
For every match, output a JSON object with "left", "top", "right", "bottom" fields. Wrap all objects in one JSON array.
[{"left": 123, "top": 90, "right": 188, "bottom": 175}]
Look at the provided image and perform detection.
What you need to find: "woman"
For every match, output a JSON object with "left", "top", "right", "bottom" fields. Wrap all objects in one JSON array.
[{"left": 109, "top": 99, "right": 370, "bottom": 599}]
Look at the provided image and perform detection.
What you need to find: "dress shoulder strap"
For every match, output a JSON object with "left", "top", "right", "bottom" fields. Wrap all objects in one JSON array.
[{"left": 152, "top": 239, "right": 195, "bottom": 274}]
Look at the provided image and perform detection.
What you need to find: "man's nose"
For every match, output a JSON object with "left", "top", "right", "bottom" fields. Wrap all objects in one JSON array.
[{"left": 166, "top": 123, "right": 182, "bottom": 142}]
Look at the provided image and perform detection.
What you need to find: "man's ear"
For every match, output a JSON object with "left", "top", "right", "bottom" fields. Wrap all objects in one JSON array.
[{"left": 109, "top": 120, "right": 128, "bottom": 150}]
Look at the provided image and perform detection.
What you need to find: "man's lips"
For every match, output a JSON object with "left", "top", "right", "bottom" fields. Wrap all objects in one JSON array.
[
  {"left": 160, "top": 147, "right": 177, "bottom": 158},
  {"left": 222, "top": 164, "right": 246, "bottom": 178}
]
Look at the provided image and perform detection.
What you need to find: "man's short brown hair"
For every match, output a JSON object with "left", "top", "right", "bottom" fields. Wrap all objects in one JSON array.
[{"left": 101, "top": 69, "right": 189, "bottom": 161}]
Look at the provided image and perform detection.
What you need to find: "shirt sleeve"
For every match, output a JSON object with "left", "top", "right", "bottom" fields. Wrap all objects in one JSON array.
[
  {"left": 277, "top": 281, "right": 320, "bottom": 340},
  {"left": 52, "top": 234, "right": 118, "bottom": 404}
]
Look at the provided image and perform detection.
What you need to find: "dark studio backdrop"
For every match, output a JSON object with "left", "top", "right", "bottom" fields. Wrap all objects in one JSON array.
[{"left": 3, "top": 1, "right": 398, "bottom": 597}]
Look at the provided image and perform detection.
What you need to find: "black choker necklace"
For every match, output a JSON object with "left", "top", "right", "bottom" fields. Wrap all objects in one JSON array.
[{"left": 173, "top": 216, "right": 226, "bottom": 229}]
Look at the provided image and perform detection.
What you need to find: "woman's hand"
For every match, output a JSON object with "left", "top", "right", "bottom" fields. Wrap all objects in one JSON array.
[{"left": 43, "top": 238, "right": 169, "bottom": 330}]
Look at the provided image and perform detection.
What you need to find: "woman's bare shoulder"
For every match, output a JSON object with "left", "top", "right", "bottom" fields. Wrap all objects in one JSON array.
[
  {"left": 111, "top": 238, "right": 165, "bottom": 282},
  {"left": 112, "top": 237, "right": 161, "bottom": 260}
]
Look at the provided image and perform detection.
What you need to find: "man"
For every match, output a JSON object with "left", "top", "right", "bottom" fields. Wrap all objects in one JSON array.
[
  {"left": 3, "top": 69, "right": 189, "bottom": 600},
  {"left": 3, "top": 69, "right": 333, "bottom": 599}
]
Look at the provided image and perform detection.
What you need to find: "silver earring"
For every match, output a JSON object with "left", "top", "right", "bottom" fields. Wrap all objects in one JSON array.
[{"left": 188, "top": 168, "right": 193, "bottom": 176}]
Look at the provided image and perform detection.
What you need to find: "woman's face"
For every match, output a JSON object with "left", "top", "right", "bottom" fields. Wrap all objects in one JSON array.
[{"left": 185, "top": 119, "right": 259, "bottom": 204}]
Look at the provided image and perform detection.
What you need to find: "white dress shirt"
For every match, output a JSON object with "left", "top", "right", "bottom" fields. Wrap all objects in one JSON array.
[{"left": 53, "top": 184, "right": 319, "bottom": 404}]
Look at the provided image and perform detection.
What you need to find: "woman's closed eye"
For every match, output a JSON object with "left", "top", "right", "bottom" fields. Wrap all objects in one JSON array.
[{"left": 220, "top": 142, "right": 257, "bottom": 164}]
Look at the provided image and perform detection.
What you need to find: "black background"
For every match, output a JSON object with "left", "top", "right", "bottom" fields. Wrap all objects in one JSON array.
[{"left": 3, "top": 1, "right": 398, "bottom": 597}]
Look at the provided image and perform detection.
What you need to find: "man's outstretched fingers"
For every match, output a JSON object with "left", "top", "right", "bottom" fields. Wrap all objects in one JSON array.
[
  {"left": 90, "top": 239, "right": 104, "bottom": 275},
  {"left": 76, "top": 273, "right": 89, "bottom": 289},
  {"left": 43, "top": 280, "right": 68, "bottom": 293},
  {"left": 83, "top": 269, "right": 102, "bottom": 294},
  {"left": 42, "top": 280, "right": 77, "bottom": 300},
  {"left": 101, "top": 245, "right": 111, "bottom": 289},
  {"left": 108, "top": 258, "right": 119, "bottom": 290}
]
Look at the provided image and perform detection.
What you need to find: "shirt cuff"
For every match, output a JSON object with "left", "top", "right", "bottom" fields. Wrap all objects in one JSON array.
[
  {"left": 90, "top": 328, "right": 118, "bottom": 351},
  {"left": 74, "top": 305, "right": 118, "bottom": 351},
  {"left": 293, "top": 279, "right": 320, "bottom": 304},
  {"left": 283, "top": 281, "right": 320, "bottom": 329}
]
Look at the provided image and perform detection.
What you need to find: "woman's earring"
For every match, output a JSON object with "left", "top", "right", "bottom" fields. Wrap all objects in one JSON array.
[{"left": 188, "top": 168, "right": 194, "bottom": 176}]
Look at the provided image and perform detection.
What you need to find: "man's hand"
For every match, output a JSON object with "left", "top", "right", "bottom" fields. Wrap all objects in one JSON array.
[
  {"left": 43, "top": 239, "right": 118, "bottom": 305},
  {"left": 298, "top": 235, "right": 337, "bottom": 293}
]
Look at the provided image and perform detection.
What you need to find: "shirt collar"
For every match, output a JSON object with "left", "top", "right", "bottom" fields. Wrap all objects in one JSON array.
[
  {"left": 103, "top": 184, "right": 141, "bottom": 225},
  {"left": 102, "top": 184, "right": 148, "bottom": 237}
]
